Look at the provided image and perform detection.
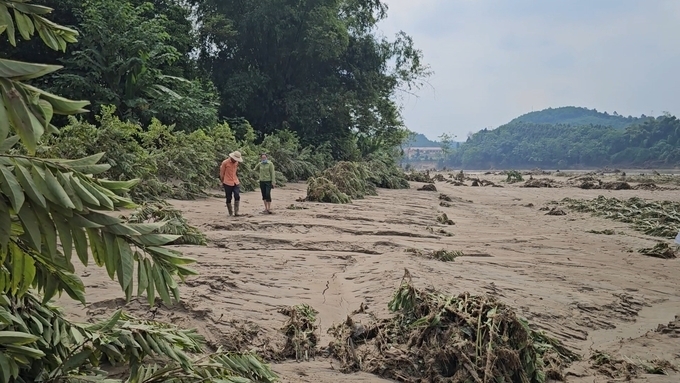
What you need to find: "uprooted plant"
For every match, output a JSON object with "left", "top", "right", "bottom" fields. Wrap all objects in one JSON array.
[
  {"left": 437, "top": 213, "right": 455, "bottom": 225},
  {"left": 327, "top": 269, "right": 580, "bottom": 382},
  {"left": 638, "top": 242, "right": 678, "bottom": 259},
  {"left": 305, "top": 176, "right": 352, "bottom": 204},
  {"left": 406, "top": 248, "right": 462, "bottom": 262},
  {"left": 590, "top": 350, "right": 677, "bottom": 379},
  {"left": 562, "top": 196, "right": 680, "bottom": 238},
  {"left": 279, "top": 304, "right": 319, "bottom": 362}
]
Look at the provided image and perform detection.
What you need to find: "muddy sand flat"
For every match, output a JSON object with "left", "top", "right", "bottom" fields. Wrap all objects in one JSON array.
[{"left": 60, "top": 173, "right": 680, "bottom": 382}]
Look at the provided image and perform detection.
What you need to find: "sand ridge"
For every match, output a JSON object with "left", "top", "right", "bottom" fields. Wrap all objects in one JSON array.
[{"left": 60, "top": 173, "right": 680, "bottom": 382}]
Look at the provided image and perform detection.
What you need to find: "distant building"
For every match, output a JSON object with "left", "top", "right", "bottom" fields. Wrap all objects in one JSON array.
[{"left": 404, "top": 146, "right": 443, "bottom": 159}]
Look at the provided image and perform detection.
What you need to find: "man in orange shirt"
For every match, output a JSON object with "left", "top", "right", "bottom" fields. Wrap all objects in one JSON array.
[{"left": 220, "top": 151, "right": 244, "bottom": 216}]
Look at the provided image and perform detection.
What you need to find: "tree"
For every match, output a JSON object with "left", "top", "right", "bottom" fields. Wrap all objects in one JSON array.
[
  {"left": 48, "top": 0, "right": 219, "bottom": 132},
  {"left": 0, "top": 1, "right": 275, "bottom": 381},
  {"left": 191, "top": 0, "right": 431, "bottom": 157}
]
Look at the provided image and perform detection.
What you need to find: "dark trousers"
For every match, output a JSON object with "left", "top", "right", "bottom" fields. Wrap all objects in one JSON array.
[
  {"left": 223, "top": 184, "right": 240, "bottom": 203},
  {"left": 260, "top": 181, "right": 272, "bottom": 202}
]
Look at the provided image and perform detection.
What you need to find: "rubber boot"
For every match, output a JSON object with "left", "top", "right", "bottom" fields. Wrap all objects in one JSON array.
[
  {"left": 234, "top": 200, "right": 240, "bottom": 216},
  {"left": 226, "top": 202, "right": 233, "bottom": 216}
]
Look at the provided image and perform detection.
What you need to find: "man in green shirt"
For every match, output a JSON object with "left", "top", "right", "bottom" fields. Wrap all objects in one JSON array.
[{"left": 254, "top": 153, "right": 276, "bottom": 214}]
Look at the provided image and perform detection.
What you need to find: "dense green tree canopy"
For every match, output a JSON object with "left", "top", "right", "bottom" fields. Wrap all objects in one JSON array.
[{"left": 190, "top": 0, "right": 430, "bottom": 157}]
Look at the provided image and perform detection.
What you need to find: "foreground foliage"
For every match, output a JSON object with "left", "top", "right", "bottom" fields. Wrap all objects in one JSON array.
[
  {"left": 121, "top": 201, "right": 207, "bottom": 246},
  {"left": 562, "top": 196, "right": 680, "bottom": 238},
  {"left": 327, "top": 270, "right": 579, "bottom": 382},
  {"left": 0, "top": 2, "right": 276, "bottom": 381}
]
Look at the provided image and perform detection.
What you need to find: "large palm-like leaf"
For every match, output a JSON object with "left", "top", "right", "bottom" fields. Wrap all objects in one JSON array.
[{"left": 0, "top": 2, "right": 278, "bottom": 382}]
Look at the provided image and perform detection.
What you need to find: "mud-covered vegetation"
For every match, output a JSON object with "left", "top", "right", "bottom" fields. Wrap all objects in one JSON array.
[{"left": 327, "top": 270, "right": 579, "bottom": 382}]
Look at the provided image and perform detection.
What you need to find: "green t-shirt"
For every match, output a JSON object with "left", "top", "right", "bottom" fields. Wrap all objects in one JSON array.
[{"left": 254, "top": 161, "right": 275, "bottom": 182}]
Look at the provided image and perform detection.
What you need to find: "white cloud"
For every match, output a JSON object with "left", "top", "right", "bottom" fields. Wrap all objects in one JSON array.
[{"left": 379, "top": 0, "right": 680, "bottom": 140}]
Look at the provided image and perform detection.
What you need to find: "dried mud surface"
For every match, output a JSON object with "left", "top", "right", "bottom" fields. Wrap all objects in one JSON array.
[{"left": 60, "top": 173, "right": 680, "bottom": 382}]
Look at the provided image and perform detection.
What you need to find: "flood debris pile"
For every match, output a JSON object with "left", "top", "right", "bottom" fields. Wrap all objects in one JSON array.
[
  {"left": 322, "top": 161, "right": 377, "bottom": 199},
  {"left": 589, "top": 350, "right": 677, "bottom": 379},
  {"left": 305, "top": 176, "right": 352, "bottom": 203},
  {"left": 279, "top": 304, "right": 319, "bottom": 362},
  {"left": 563, "top": 196, "right": 680, "bottom": 238},
  {"left": 327, "top": 270, "right": 580, "bottom": 383},
  {"left": 437, "top": 213, "right": 455, "bottom": 225},
  {"left": 523, "top": 178, "right": 561, "bottom": 188},
  {"left": 305, "top": 160, "right": 409, "bottom": 203},
  {"left": 638, "top": 242, "right": 678, "bottom": 259},
  {"left": 417, "top": 183, "right": 437, "bottom": 191},
  {"left": 406, "top": 171, "right": 433, "bottom": 183}
]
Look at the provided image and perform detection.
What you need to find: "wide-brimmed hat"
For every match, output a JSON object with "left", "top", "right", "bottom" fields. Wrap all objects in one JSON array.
[{"left": 229, "top": 151, "right": 243, "bottom": 162}]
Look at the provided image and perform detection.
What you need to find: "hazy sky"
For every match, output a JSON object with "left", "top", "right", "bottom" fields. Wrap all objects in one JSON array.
[{"left": 378, "top": 0, "right": 680, "bottom": 141}]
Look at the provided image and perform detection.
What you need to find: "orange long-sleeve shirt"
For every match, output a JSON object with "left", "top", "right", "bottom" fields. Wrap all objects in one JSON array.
[{"left": 220, "top": 159, "right": 239, "bottom": 186}]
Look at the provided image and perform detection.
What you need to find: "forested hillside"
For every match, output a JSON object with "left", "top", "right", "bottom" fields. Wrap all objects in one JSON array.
[
  {"left": 509, "top": 106, "right": 651, "bottom": 130},
  {"left": 449, "top": 114, "right": 680, "bottom": 169}
]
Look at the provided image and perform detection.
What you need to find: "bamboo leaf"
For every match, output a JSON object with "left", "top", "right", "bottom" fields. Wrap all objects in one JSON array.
[
  {"left": 17, "top": 203, "right": 41, "bottom": 252},
  {"left": 0, "top": 202, "right": 10, "bottom": 251},
  {"left": 12, "top": 10, "right": 32, "bottom": 41},
  {"left": 79, "top": 178, "right": 114, "bottom": 210},
  {"left": 0, "top": 4, "right": 16, "bottom": 46},
  {"left": 144, "top": 258, "right": 155, "bottom": 306},
  {"left": 69, "top": 176, "right": 100, "bottom": 206},
  {"left": 132, "top": 234, "right": 181, "bottom": 247},
  {"left": 86, "top": 228, "right": 106, "bottom": 267},
  {"left": 52, "top": 211, "right": 73, "bottom": 262},
  {"left": 0, "top": 135, "right": 19, "bottom": 154},
  {"left": 70, "top": 214, "right": 104, "bottom": 229},
  {"left": 117, "top": 239, "right": 134, "bottom": 294},
  {"left": 0, "top": 165, "right": 24, "bottom": 212},
  {"left": 16, "top": 83, "right": 88, "bottom": 115},
  {"left": 55, "top": 171, "right": 82, "bottom": 211},
  {"left": 72, "top": 227, "right": 89, "bottom": 266},
  {"left": 152, "top": 264, "right": 172, "bottom": 305},
  {"left": 103, "top": 231, "right": 118, "bottom": 280},
  {"left": 43, "top": 166, "right": 75, "bottom": 209},
  {"left": 0, "top": 79, "right": 41, "bottom": 153},
  {"left": 9, "top": 243, "right": 24, "bottom": 295},
  {"left": 33, "top": 203, "right": 57, "bottom": 258},
  {"left": 12, "top": 160, "right": 46, "bottom": 208},
  {"left": 137, "top": 252, "right": 148, "bottom": 297}
]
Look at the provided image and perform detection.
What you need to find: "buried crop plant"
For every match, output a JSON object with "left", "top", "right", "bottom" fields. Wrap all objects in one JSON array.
[
  {"left": 563, "top": 196, "right": 680, "bottom": 238},
  {"left": 327, "top": 269, "right": 579, "bottom": 382}
]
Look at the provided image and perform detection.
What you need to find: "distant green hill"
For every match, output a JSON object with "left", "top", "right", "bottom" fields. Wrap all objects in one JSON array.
[
  {"left": 509, "top": 106, "right": 648, "bottom": 130},
  {"left": 446, "top": 107, "right": 679, "bottom": 169}
]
